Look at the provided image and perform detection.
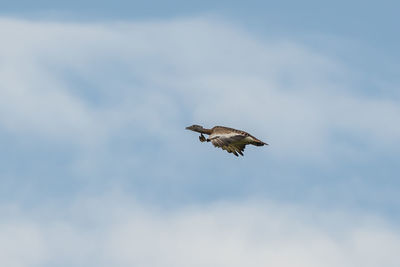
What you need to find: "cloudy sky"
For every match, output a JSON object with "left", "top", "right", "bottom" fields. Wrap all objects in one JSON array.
[{"left": 1, "top": 1, "right": 400, "bottom": 266}]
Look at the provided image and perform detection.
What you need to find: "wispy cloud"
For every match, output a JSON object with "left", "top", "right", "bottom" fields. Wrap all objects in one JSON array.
[
  {"left": 2, "top": 195, "right": 400, "bottom": 267},
  {"left": 0, "top": 17, "right": 398, "bottom": 160}
]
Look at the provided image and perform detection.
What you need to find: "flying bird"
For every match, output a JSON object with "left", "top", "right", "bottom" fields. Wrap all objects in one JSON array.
[{"left": 185, "top": 125, "right": 268, "bottom": 157}]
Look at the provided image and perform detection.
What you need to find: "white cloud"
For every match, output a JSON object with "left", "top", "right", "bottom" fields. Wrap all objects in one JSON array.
[
  {"left": 107, "top": 202, "right": 400, "bottom": 267},
  {"left": 1, "top": 196, "right": 400, "bottom": 267},
  {"left": 0, "top": 222, "right": 46, "bottom": 267},
  {"left": 0, "top": 17, "right": 399, "bottom": 160}
]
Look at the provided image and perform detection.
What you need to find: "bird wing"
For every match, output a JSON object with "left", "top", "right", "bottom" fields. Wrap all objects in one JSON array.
[
  {"left": 210, "top": 133, "right": 247, "bottom": 157},
  {"left": 212, "top": 126, "right": 268, "bottom": 146}
]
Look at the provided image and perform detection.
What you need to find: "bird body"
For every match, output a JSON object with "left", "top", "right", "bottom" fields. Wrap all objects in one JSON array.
[{"left": 185, "top": 125, "right": 268, "bottom": 157}]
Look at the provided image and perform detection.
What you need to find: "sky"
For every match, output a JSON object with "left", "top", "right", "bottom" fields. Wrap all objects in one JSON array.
[{"left": 1, "top": 1, "right": 400, "bottom": 266}]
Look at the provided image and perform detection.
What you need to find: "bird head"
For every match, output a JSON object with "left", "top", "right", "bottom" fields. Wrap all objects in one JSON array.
[{"left": 185, "top": 124, "right": 204, "bottom": 133}]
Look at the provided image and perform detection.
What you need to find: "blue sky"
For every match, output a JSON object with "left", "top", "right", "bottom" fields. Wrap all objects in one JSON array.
[{"left": 1, "top": 1, "right": 400, "bottom": 266}]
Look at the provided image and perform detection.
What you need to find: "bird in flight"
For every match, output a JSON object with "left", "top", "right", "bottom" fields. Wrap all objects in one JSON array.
[{"left": 185, "top": 124, "right": 268, "bottom": 157}]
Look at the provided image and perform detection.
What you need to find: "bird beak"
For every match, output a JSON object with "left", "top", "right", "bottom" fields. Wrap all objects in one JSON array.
[{"left": 185, "top": 126, "right": 192, "bottom": 130}]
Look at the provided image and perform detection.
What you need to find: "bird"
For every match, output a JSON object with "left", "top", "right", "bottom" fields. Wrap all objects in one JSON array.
[{"left": 185, "top": 124, "right": 268, "bottom": 157}]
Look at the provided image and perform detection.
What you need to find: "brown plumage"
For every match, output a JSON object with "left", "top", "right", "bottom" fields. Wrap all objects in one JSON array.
[{"left": 185, "top": 125, "right": 268, "bottom": 157}]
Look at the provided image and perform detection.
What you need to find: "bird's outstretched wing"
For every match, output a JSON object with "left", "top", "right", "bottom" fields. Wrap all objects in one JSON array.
[{"left": 210, "top": 134, "right": 247, "bottom": 157}]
